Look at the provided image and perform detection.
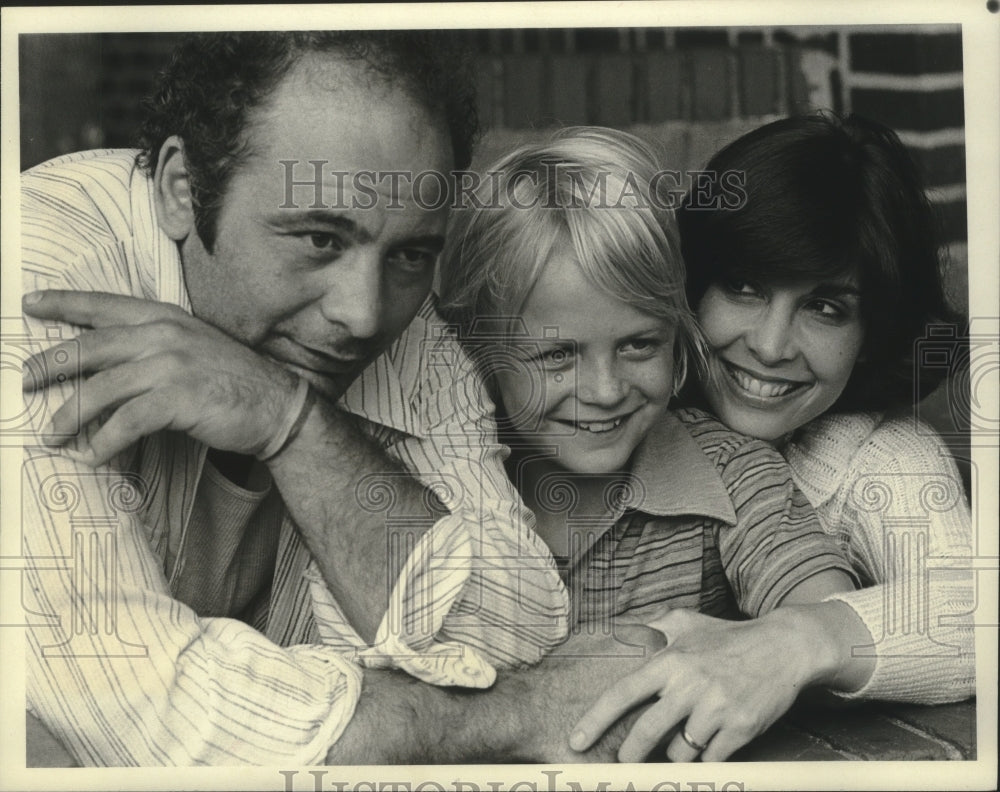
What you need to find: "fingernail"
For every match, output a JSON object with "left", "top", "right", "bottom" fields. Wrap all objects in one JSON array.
[
  {"left": 569, "top": 730, "right": 587, "bottom": 751},
  {"left": 23, "top": 291, "right": 43, "bottom": 306}
]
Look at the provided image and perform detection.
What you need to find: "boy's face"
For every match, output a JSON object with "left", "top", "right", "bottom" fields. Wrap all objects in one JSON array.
[
  {"left": 495, "top": 249, "right": 676, "bottom": 475},
  {"left": 176, "top": 54, "right": 453, "bottom": 401}
]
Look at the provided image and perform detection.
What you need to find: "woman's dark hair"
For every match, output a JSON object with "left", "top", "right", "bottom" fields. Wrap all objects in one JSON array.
[
  {"left": 137, "top": 31, "right": 479, "bottom": 250},
  {"left": 677, "top": 111, "right": 960, "bottom": 412}
]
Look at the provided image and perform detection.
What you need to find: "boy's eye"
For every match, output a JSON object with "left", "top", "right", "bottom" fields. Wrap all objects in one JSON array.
[
  {"left": 620, "top": 338, "right": 656, "bottom": 355},
  {"left": 541, "top": 347, "right": 572, "bottom": 368}
]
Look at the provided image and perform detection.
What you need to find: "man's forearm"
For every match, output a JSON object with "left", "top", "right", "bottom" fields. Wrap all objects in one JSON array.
[
  {"left": 326, "top": 627, "right": 665, "bottom": 764},
  {"left": 266, "top": 397, "right": 444, "bottom": 643}
]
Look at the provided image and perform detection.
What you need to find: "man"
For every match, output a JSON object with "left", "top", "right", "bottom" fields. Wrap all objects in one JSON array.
[{"left": 20, "top": 31, "right": 657, "bottom": 766}]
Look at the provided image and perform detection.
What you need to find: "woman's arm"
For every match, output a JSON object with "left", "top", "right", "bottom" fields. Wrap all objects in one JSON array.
[
  {"left": 792, "top": 416, "right": 976, "bottom": 704},
  {"left": 567, "top": 598, "right": 870, "bottom": 763}
]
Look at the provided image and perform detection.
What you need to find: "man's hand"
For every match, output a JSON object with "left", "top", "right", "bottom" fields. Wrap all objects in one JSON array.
[
  {"left": 22, "top": 290, "right": 299, "bottom": 465},
  {"left": 568, "top": 607, "right": 841, "bottom": 763}
]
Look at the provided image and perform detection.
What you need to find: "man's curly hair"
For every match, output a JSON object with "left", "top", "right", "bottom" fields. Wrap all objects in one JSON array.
[{"left": 137, "top": 31, "right": 480, "bottom": 251}]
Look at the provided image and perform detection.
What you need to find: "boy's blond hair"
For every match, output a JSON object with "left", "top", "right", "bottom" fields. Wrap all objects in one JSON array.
[{"left": 439, "top": 126, "right": 702, "bottom": 394}]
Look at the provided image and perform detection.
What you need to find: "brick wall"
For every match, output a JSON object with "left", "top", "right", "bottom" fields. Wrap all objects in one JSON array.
[
  {"left": 15, "top": 26, "right": 973, "bottom": 481},
  {"left": 18, "top": 26, "right": 967, "bottom": 312},
  {"left": 468, "top": 25, "right": 967, "bottom": 313}
]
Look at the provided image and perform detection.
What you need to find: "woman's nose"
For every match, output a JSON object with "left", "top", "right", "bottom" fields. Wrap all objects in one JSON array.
[{"left": 745, "top": 306, "right": 796, "bottom": 365}]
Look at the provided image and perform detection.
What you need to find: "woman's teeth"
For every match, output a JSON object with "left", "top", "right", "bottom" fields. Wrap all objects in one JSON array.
[{"left": 729, "top": 367, "right": 799, "bottom": 398}]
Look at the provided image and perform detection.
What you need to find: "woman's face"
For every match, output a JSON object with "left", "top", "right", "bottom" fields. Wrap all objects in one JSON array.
[
  {"left": 494, "top": 249, "right": 676, "bottom": 475},
  {"left": 696, "top": 275, "right": 866, "bottom": 441}
]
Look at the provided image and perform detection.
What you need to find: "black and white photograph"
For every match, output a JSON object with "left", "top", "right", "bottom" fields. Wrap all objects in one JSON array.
[{"left": 1, "top": 2, "right": 996, "bottom": 791}]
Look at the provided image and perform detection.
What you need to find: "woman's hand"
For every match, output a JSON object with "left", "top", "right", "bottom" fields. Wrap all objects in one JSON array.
[{"left": 569, "top": 606, "right": 846, "bottom": 762}]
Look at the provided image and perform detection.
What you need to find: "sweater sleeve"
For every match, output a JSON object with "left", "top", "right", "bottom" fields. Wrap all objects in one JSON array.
[{"left": 817, "top": 418, "right": 975, "bottom": 703}]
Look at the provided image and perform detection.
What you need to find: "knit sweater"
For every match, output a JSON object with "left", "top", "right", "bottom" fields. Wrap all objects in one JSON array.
[{"left": 783, "top": 411, "right": 975, "bottom": 703}]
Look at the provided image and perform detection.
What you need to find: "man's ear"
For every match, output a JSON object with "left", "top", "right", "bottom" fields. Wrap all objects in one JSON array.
[{"left": 153, "top": 135, "right": 196, "bottom": 241}]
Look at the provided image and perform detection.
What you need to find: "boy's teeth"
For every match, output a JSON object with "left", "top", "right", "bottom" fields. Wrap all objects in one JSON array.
[
  {"left": 578, "top": 417, "right": 624, "bottom": 433},
  {"left": 731, "top": 368, "right": 797, "bottom": 398}
]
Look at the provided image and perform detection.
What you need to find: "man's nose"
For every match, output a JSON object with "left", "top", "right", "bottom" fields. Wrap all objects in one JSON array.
[
  {"left": 577, "top": 357, "right": 627, "bottom": 407},
  {"left": 320, "top": 255, "right": 384, "bottom": 339},
  {"left": 745, "top": 306, "right": 795, "bottom": 365}
]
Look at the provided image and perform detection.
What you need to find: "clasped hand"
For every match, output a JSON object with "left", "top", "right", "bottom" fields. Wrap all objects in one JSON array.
[
  {"left": 22, "top": 290, "right": 300, "bottom": 465},
  {"left": 571, "top": 608, "right": 815, "bottom": 763}
]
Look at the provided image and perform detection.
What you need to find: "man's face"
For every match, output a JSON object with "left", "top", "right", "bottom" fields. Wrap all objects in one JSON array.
[{"left": 178, "top": 55, "right": 454, "bottom": 400}]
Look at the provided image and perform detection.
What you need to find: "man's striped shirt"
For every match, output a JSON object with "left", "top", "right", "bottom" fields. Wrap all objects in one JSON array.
[{"left": 20, "top": 150, "right": 568, "bottom": 766}]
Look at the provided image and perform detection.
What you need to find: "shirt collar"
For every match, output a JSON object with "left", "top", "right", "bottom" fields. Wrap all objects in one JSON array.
[
  {"left": 623, "top": 412, "right": 737, "bottom": 525},
  {"left": 337, "top": 296, "right": 437, "bottom": 439}
]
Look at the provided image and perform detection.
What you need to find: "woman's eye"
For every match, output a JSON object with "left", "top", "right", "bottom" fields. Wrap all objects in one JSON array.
[
  {"left": 807, "top": 299, "right": 847, "bottom": 319},
  {"left": 722, "top": 278, "right": 761, "bottom": 297}
]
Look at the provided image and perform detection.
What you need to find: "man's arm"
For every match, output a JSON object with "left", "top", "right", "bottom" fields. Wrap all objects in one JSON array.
[
  {"left": 21, "top": 291, "right": 457, "bottom": 643},
  {"left": 265, "top": 398, "right": 439, "bottom": 642},
  {"left": 23, "top": 290, "right": 568, "bottom": 652},
  {"left": 325, "top": 626, "right": 666, "bottom": 764}
]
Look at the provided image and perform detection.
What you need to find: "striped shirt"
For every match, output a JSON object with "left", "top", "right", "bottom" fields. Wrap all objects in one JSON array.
[
  {"left": 525, "top": 408, "right": 858, "bottom": 627},
  {"left": 20, "top": 150, "right": 568, "bottom": 766}
]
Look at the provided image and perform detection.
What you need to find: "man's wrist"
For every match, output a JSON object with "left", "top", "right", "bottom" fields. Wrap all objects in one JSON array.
[{"left": 257, "top": 376, "right": 316, "bottom": 462}]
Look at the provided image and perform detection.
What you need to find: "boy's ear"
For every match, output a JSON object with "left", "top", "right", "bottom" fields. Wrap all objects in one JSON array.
[{"left": 153, "top": 135, "right": 196, "bottom": 241}]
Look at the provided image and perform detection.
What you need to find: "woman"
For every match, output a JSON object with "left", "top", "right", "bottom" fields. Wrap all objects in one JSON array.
[{"left": 570, "top": 112, "right": 974, "bottom": 762}]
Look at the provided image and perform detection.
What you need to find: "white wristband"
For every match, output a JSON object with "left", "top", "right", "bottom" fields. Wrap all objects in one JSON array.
[{"left": 256, "top": 376, "right": 315, "bottom": 462}]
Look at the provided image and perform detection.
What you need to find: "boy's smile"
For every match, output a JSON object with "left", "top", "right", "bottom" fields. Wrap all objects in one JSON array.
[{"left": 495, "top": 249, "right": 676, "bottom": 475}]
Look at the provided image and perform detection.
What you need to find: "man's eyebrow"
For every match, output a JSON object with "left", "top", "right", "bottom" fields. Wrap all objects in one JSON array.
[{"left": 270, "top": 210, "right": 374, "bottom": 244}]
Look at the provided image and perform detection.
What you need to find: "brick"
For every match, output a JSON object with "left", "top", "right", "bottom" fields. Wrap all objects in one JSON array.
[
  {"left": 644, "top": 51, "right": 684, "bottom": 121},
  {"left": 738, "top": 47, "right": 781, "bottom": 117},
  {"left": 773, "top": 29, "right": 839, "bottom": 55},
  {"left": 644, "top": 29, "right": 669, "bottom": 50},
  {"left": 474, "top": 56, "right": 498, "bottom": 131},
  {"left": 785, "top": 46, "right": 818, "bottom": 115},
  {"left": 20, "top": 34, "right": 103, "bottom": 170},
  {"left": 787, "top": 703, "right": 961, "bottom": 760},
  {"left": 690, "top": 49, "right": 732, "bottom": 121},
  {"left": 850, "top": 31, "right": 963, "bottom": 74},
  {"left": 851, "top": 87, "right": 965, "bottom": 132},
  {"left": 501, "top": 55, "right": 545, "bottom": 128},
  {"left": 934, "top": 197, "right": 968, "bottom": 243},
  {"left": 736, "top": 31, "right": 765, "bottom": 46},
  {"left": 731, "top": 720, "right": 853, "bottom": 762},
  {"left": 574, "top": 27, "right": 621, "bottom": 53},
  {"left": 548, "top": 55, "right": 589, "bottom": 126},
  {"left": 885, "top": 700, "right": 976, "bottom": 759},
  {"left": 593, "top": 54, "right": 634, "bottom": 126},
  {"left": 909, "top": 144, "right": 967, "bottom": 187},
  {"left": 675, "top": 28, "right": 729, "bottom": 48}
]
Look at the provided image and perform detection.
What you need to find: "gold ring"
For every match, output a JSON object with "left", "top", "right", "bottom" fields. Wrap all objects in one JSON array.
[{"left": 680, "top": 728, "right": 708, "bottom": 753}]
